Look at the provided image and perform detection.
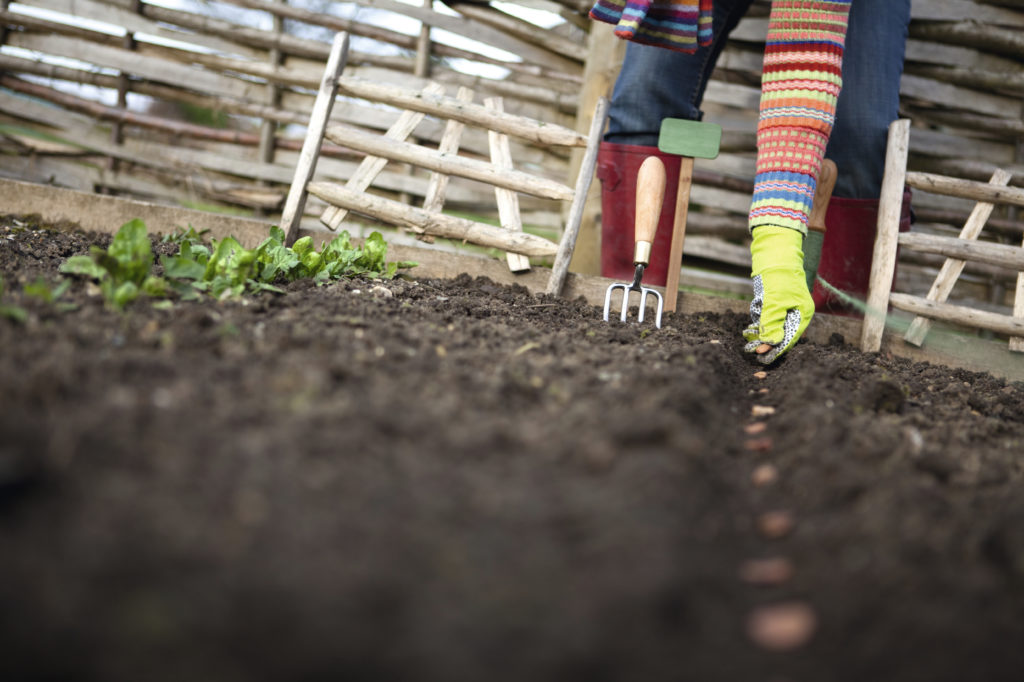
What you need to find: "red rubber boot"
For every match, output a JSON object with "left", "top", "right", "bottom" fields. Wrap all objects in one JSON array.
[
  {"left": 597, "top": 141, "right": 682, "bottom": 287},
  {"left": 812, "top": 190, "right": 912, "bottom": 316}
]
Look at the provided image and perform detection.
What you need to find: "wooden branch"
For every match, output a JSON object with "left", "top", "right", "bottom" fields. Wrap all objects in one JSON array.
[
  {"left": 450, "top": 2, "right": 587, "bottom": 62},
  {"left": 906, "top": 171, "right": 1024, "bottom": 208},
  {"left": 904, "top": 169, "right": 1013, "bottom": 346},
  {"left": 897, "top": 231, "right": 1024, "bottom": 271},
  {"left": 324, "top": 123, "right": 575, "bottom": 201},
  {"left": 6, "top": 32, "right": 263, "bottom": 100},
  {"left": 307, "top": 182, "right": 559, "bottom": 257},
  {"left": 910, "top": 21, "right": 1024, "bottom": 61},
  {"left": 908, "top": 64, "right": 1024, "bottom": 96},
  {"left": 909, "top": 0, "right": 1024, "bottom": 25},
  {"left": 862, "top": 119, "right": 910, "bottom": 353},
  {"left": 320, "top": 81, "right": 445, "bottom": 231},
  {"left": 281, "top": 32, "right": 349, "bottom": 245},
  {"left": 335, "top": 77, "right": 586, "bottom": 147},
  {"left": 900, "top": 74, "right": 1020, "bottom": 119},
  {"left": 546, "top": 96, "right": 608, "bottom": 296},
  {"left": 889, "top": 293, "right": 1024, "bottom": 338},
  {"left": 352, "top": 0, "right": 582, "bottom": 74},
  {"left": 0, "top": 74, "right": 261, "bottom": 145},
  {"left": 485, "top": 97, "right": 531, "bottom": 273}
]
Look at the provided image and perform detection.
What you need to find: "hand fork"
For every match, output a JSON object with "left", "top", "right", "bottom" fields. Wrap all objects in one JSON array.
[{"left": 603, "top": 155, "right": 667, "bottom": 328}]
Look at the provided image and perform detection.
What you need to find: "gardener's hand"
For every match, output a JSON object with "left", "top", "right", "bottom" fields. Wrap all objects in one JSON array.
[{"left": 743, "top": 226, "right": 814, "bottom": 364}]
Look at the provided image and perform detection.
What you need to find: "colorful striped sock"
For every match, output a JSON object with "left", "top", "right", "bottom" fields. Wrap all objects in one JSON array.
[
  {"left": 749, "top": 0, "right": 851, "bottom": 235},
  {"left": 589, "top": 0, "right": 713, "bottom": 54}
]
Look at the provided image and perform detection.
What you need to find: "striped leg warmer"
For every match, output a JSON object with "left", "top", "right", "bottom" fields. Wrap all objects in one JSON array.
[
  {"left": 589, "top": 0, "right": 713, "bottom": 54},
  {"left": 748, "top": 1, "right": 851, "bottom": 234}
]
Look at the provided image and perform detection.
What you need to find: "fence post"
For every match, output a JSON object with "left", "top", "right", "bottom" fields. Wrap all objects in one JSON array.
[
  {"left": 568, "top": 22, "right": 622, "bottom": 276},
  {"left": 257, "top": 0, "right": 284, "bottom": 217}
]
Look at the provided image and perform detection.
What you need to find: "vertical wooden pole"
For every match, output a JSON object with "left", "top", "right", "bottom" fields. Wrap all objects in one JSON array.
[
  {"left": 108, "top": 0, "right": 141, "bottom": 184},
  {"left": 547, "top": 97, "right": 609, "bottom": 296},
  {"left": 416, "top": 0, "right": 432, "bottom": 78},
  {"left": 663, "top": 156, "right": 694, "bottom": 313},
  {"left": 257, "top": 0, "right": 283, "bottom": 217},
  {"left": 861, "top": 119, "right": 910, "bottom": 353},
  {"left": 1010, "top": 137, "right": 1024, "bottom": 353},
  {"left": 280, "top": 32, "right": 350, "bottom": 245},
  {"left": 568, "top": 23, "right": 624, "bottom": 276}
]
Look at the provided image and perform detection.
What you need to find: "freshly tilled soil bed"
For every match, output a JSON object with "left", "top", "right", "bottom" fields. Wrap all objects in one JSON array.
[{"left": 2, "top": 217, "right": 1023, "bottom": 682}]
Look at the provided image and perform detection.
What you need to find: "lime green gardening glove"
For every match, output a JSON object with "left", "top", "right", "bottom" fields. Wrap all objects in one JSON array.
[{"left": 743, "top": 225, "right": 815, "bottom": 364}]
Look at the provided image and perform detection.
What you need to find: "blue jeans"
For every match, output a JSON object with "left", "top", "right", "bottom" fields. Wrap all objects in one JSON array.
[{"left": 605, "top": 0, "right": 911, "bottom": 199}]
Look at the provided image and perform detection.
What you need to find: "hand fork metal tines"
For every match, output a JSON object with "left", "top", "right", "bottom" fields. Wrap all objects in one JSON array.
[{"left": 603, "top": 155, "right": 666, "bottom": 329}]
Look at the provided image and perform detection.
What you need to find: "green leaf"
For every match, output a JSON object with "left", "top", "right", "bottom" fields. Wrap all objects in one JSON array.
[
  {"left": 60, "top": 255, "right": 108, "bottom": 281},
  {"left": 111, "top": 281, "right": 140, "bottom": 309},
  {"left": 108, "top": 218, "right": 153, "bottom": 285},
  {"left": 160, "top": 254, "right": 206, "bottom": 280},
  {"left": 300, "top": 249, "right": 322, "bottom": 275},
  {"left": 292, "top": 235, "right": 314, "bottom": 258},
  {"left": 24, "top": 277, "right": 70, "bottom": 304},
  {"left": 247, "top": 279, "right": 286, "bottom": 295},
  {"left": 0, "top": 304, "right": 27, "bottom": 323},
  {"left": 142, "top": 275, "right": 171, "bottom": 297},
  {"left": 356, "top": 232, "right": 389, "bottom": 274}
]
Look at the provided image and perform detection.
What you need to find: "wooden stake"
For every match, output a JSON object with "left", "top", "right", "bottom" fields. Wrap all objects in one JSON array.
[
  {"left": 1012, "top": 241, "right": 1024, "bottom": 353},
  {"left": 281, "top": 31, "right": 349, "bottom": 246},
  {"left": 861, "top": 119, "right": 911, "bottom": 353},
  {"left": 546, "top": 97, "right": 609, "bottom": 296},
  {"left": 664, "top": 156, "right": 694, "bottom": 313}
]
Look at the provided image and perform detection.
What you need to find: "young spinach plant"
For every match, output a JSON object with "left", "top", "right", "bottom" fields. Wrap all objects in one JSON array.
[{"left": 60, "top": 219, "right": 415, "bottom": 308}]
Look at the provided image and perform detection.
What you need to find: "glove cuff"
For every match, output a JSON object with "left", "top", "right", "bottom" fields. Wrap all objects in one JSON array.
[{"left": 750, "top": 225, "right": 805, "bottom": 278}]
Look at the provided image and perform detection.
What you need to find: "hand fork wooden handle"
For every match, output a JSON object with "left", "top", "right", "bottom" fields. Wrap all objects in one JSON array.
[
  {"left": 603, "top": 156, "right": 667, "bottom": 328},
  {"left": 633, "top": 155, "right": 667, "bottom": 269}
]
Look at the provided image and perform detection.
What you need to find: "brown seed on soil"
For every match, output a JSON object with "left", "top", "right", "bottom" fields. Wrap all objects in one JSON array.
[
  {"left": 753, "top": 371, "right": 768, "bottom": 380},
  {"left": 744, "top": 437, "right": 773, "bottom": 452},
  {"left": 751, "top": 405, "right": 776, "bottom": 417},
  {"left": 751, "top": 464, "right": 778, "bottom": 486},
  {"left": 744, "top": 422, "right": 767, "bottom": 435},
  {"left": 757, "top": 510, "right": 795, "bottom": 539},
  {"left": 746, "top": 602, "right": 818, "bottom": 651},
  {"left": 739, "top": 557, "right": 794, "bottom": 585}
]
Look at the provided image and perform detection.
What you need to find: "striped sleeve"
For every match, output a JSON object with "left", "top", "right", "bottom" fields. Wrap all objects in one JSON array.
[
  {"left": 749, "top": 1, "right": 851, "bottom": 235},
  {"left": 589, "top": 0, "right": 713, "bottom": 54}
]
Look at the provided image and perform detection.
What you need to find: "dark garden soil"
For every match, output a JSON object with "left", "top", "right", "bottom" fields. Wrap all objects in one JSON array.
[{"left": 2, "top": 216, "right": 1024, "bottom": 682}]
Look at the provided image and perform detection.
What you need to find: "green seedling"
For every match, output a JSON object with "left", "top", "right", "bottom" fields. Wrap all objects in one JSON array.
[
  {"left": 0, "top": 275, "right": 28, "bottom": 323},
  {"left": 60, "top": 219, "right": 416, "bottom": 308},
  {"left": 23, "top": 277, "right": 77, "bottom": 312},
  {"left": 61, "top": 218, "right": 168, "bottom": 309}
]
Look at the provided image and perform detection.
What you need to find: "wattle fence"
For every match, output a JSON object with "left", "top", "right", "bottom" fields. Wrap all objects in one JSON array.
[{"left": 1, "top": 0, "right": 1022, "bottom": 315}]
